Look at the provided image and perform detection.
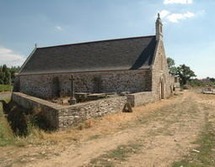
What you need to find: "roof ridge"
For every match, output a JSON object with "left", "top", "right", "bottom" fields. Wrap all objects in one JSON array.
[{"left": 37, "top": 35, "right": 156, "bottom": 49}]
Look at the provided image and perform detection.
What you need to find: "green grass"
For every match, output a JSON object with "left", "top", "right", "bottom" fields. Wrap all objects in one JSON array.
[
  {"left": 0, "top": 100, "right": 46, "bottom": 147},
  {"left": 0, "top": 84, "right": 12, "bottom": 92},
  {"left": 172, "top": 112, "right": 215, "bottom": 167},
  {"left": 0, "top": 104, "right": 15, "bottom": 146},
  {"left": 88, "top": 142, "right": 142, "bottom": 167}
]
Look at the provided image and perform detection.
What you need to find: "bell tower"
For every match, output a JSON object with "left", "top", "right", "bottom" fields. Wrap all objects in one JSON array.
[{"left": 156, "top": 13, "right": 163, "bottom": 41}]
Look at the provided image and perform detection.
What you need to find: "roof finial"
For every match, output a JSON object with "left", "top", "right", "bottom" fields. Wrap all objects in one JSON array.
[
  {"left": 158, "top": 13, "right": 160, "bottom": 19},
  {"left": 35, "top": 43, "right": 37, "bottom": 48}
]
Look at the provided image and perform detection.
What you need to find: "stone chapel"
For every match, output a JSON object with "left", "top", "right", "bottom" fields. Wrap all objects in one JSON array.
[{"left": 14, "top": 14, "right": 174, "bottom": 102}]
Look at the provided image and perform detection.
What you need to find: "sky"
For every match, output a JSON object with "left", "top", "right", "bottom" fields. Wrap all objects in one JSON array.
[{"left": 0, "top": 0, "right": 214, "bottom": 78}]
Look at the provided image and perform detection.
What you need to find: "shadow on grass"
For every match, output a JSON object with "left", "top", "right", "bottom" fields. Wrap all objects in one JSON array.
[{"left": 0, "top": 100, "right": 53, "bottom": 137}]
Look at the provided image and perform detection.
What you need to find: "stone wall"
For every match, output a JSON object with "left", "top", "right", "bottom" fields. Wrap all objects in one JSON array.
[
  {"left": 12, "top": 92, "right": 127, "bottom": 130},
  {"left": 127, "top": 91, "right": 154, "bottom": 107},
  {"left": 17, "top": 69, "right": 152, "bottom": 99},
  {"left": 12, "top": 87, "right": 169, "bottom": 130},
  {"left": 58, "top": 96, "right": 127, "bottom": 129},
  {"left": 12, "top": 92, "right": 60, "bottom": 130}
]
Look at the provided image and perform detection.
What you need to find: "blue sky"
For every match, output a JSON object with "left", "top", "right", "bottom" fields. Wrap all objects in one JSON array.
[{"left": 0, "top": 0, "right": 214, "bottom": 78}]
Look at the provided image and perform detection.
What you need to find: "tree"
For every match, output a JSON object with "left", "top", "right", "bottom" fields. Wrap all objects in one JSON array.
[
  {"left": 1, "top": 64, "right": 10, "bottom": 84},
  {"left": 0, "top": 71, "right": 4, "bottom": 84},
  {"left": 0, "top": 65, "right": 20, "bottom": 85},
  {"left": 167, "top": 57, "right": 177, "bottom": 75},
  {"left": 176, "top": 64, "right": 196, "bottom": 86},
  {"left": 209, "top": 77, "right": 215, "bottom": 83}
]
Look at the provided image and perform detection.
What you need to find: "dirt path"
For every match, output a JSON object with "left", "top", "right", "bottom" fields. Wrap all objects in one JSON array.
[{"left": 1, "top": 90, "right": 215, "bottom": 167}]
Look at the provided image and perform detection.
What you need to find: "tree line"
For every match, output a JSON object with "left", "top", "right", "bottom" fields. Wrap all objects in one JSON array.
[
  {"left": 0, "top": 65, "right": 20, "bottom": 85},
  {"left": 167, "top": 57, "right": 215, "bottom": 87}
]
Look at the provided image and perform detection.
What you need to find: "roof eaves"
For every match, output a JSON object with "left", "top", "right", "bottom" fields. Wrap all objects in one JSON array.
[{"left": 18, "top": 67, "right": 151, "bottom": 76}]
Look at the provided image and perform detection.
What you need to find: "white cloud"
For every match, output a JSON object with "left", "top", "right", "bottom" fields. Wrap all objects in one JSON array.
[
  {"left": 167, "top": 12, "right": 195, "bottom": 23},
  {"left": 0, "top": 46, "right": 25, "bottom": 67},
  {"left": 55, "top": 26, "right": 63, "bottom": 31},
  {"left": 160, "top": 10, "right": 171, "bottom": 19},
  {"left": 159, "top": 10, "right": 195, "bottom": 23},
  {"left": 163, "top": 0, "right": 193, "bottom": 4}
]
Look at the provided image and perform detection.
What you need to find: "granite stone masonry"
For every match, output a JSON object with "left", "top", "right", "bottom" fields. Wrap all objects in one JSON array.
[
  {"left": 58, "top": 95, "right": 127, "bottom": 129},
  {"left": 127, "top": 91, "right": 154, "bottom": 107},
  {"left": 18, "top": 69, "right": 152, "bottom": 100},
  {"left": 12, "top": 92, "right": 127, "bottom": 129}
]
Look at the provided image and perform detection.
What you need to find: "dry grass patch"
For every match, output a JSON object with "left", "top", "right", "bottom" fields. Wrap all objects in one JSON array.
[{"left": 87, "top": 142, "right": 142, "bottom": 167}]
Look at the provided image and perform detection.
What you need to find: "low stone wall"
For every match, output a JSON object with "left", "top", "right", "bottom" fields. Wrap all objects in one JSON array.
[
  {"left": 127, "top": 91, "right": 154, "bottom": 107},
  {"left": 12, "top": 92, "right": 127, "bottom": 130},
  {"left": 12, "top": 90, "right": 160, "bottom": 130},
  {"left": 12, "top": 92, "right": 61, "bottom": 130},
  {"left": 58, "top": 96, "right": 127, "bottom": 129}
]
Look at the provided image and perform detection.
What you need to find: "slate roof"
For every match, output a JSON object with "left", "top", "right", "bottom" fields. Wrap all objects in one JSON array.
[{"left": 20, "top": 35, "right": 157, "bottom": 74}]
